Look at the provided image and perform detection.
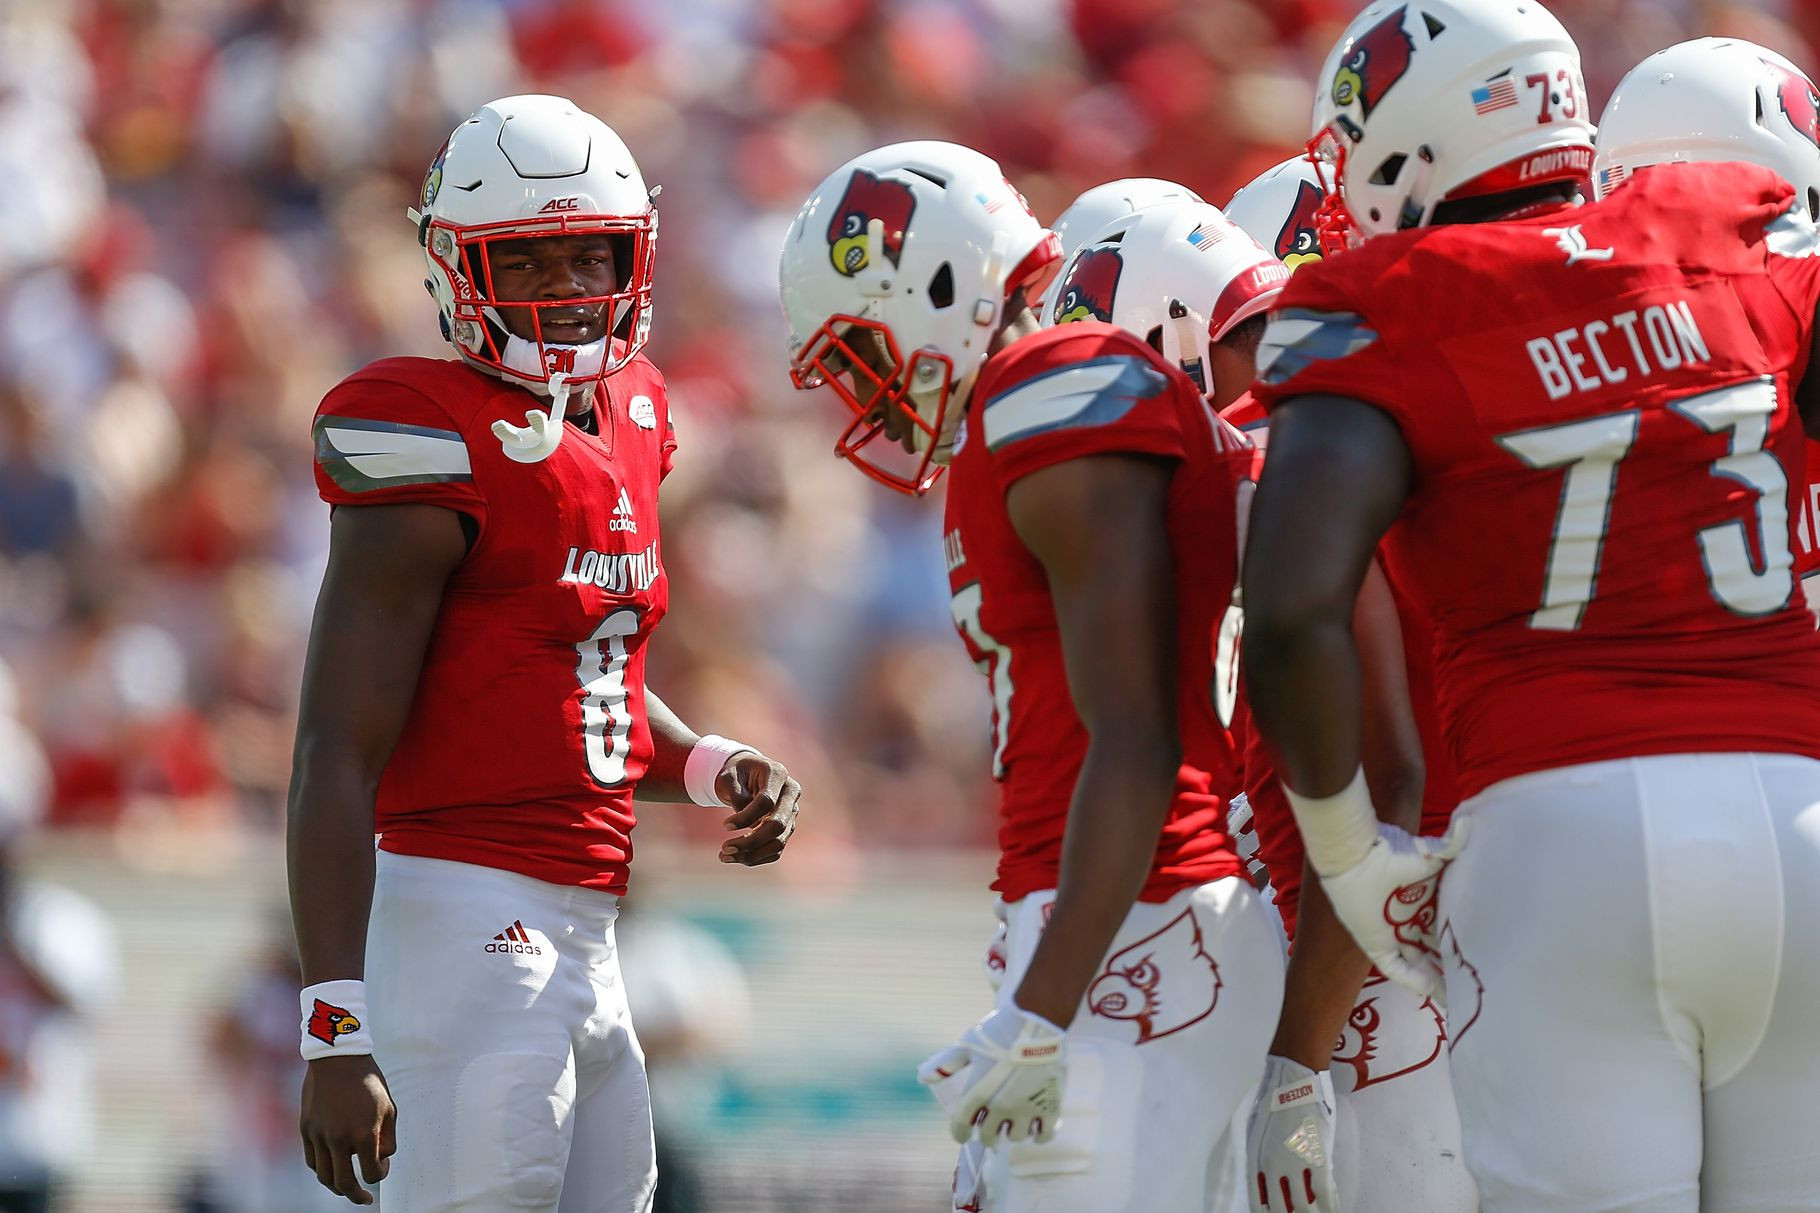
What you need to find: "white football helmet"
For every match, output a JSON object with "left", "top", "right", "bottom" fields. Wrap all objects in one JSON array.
[
  {"left": 1225, "top": 157, "right": 1329, "bottom": 272},
  {"left": 1042, "top": 179, "right": 1204, "bottom": 322},
  {"left": 1594, "top": 38, "right": 1820, "bottom": 218},
  {"left": 410, "top": 94, "right": 656, "bottom": 396},
  {"left": 1050, "top": 201, "right": 1288, "bottom": 394},
  {"left": 778, "top": 141, "right": 1060, "bottom": 495},
  {"left": 1309, "top": 0, "right": 1594, "bottom": 243}
]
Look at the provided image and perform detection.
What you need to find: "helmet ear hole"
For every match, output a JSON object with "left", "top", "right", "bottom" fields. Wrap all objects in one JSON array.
[
  {"left": 1756, "top": 89, "right": 1767, "bottom": 128},
  {"left": 1371, "top": 154, "right": 1408, "bottom": 186},
  {"left": 1144, "top": 325, "right": 1164, "bottom": 353},
  {"left": 929, "top": 262, "right": 955, "bottom": 309},
  {"left": 1808, "top": 187, "right": 1818, "bottom": 222}
]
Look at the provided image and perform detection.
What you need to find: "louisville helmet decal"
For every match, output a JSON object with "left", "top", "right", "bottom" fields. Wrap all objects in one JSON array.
[
  {"left": 1086, "top": 908, "right": 1221, "bottom": 1044},
  {"left": 1331, "top": 6, "right": 1415, "bottom": 121},
  {"left": 828, "top": 170, "right": 916, "bottom": 276},
  {"left": 1052, "top": 247, "right": 1124, "bottom": 325},
  {"left": 1769, "top": 61, "right": 1820, "bottom": 152},
  {"left": 306, "top": 998, "right": 362, "bottom": 1047},
  {"left": 1276, "top": 179, "right": 1327, "bottom": 269}
]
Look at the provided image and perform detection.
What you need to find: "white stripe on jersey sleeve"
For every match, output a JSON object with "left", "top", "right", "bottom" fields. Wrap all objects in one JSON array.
[
  {"left": 320, "top": 423, "right": 472, "bottom": 480},
  {"left": 1767, "top": 201, "right": 1820, "bottom": 259},
  {"left": 981, "top": 355, "right": 1165, "bottom": 451}
]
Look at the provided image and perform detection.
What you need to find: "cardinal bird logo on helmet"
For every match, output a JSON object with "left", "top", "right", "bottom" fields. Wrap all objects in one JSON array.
[
  {"left": 828, "top": 170, "right": 916, "bottom": 277},
  {"left": 1331, "top": 6, "right": 1415, "bottom": 120},
  {"left": 306, "top": 999, "right": 362, "bottom": 1047},
  {"left": 1768, "top": 61, "right": 1820, "bottom": 152},
  {"left": 1276, "top": 179, "right": 1327, "bottom": 270},
  {"left": 1086, "top": 909, "right": 1220, "bottom": 1044},
  {"left": 1330, "top": 972, "right": 1447, "bottom": 1092},
  {"left": 1052, "top": 247, "right": 1124, "bottom": 325}
]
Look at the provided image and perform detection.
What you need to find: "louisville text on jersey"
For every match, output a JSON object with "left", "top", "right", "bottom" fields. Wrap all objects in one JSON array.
[{"left": 558, "top": 539, "right": 662, "bottom": 593}]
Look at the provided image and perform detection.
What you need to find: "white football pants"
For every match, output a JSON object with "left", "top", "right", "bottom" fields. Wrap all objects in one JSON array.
[
  {"left": 365, "top": 852, "right": 655, "bottom": 1213},
  {"left": 952, "top": 876, "right": 1284, "bottom": 1212},
  {"left": 1437, "top": 753, "right": 1820, "bottom": 1213},
  {"left": 1330, "top": 972, "right": 1478, "bottom": 1213}
]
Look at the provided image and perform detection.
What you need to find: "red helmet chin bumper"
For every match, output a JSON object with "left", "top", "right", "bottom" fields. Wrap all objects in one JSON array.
[{"left": 790, "top": 314, "right": 955, "bottom": 496}]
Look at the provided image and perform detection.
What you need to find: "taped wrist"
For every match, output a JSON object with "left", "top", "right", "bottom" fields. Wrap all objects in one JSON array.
[
  {"left": 299, "top": 979, "right": 375, "bottom": 1061},
  {"left": 685, "top": 734, "right": 755, "bottom": 808},
  {"left": 1284, "top": 767, "right": 1378, "bottom": 877}
]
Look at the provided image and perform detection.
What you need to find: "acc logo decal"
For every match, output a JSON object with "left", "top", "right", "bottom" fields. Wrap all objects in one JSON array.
[
  {"left": 828, "top": 170, "right": 916, "bottom": 276},
  {"left": 1053, "top": 247, "right": 1123, "bottom": 325},
  {"left": 539, "top": 196, "right": 583, "bottom": 213},
  {"left": 1330, "top": 972, "right": 1446, "bottom": 1092},
  {"left": 1331, "top": 6, "right": 1415, "bottom": 120},
  {"left": 306, "top": 999, "right": 361, "bottom": 1047},
  {"left": 628, "top": 394, "right": 657, "bottom": 429},
  {"left": 1087, "top": 908, "right": 1220, "bottom": 1043},
  {"left": 1276, "top": 179, "right": 1326, "bottom": 270},
  {"left": 1768, "top": 61, "right": 1820, "bottom": 152}
]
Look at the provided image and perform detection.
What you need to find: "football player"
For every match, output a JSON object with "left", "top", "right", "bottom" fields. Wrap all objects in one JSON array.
[
  {"left": 1223, "top": 164, "right": 1478, "bottom": 1213},
  {"left": 288, "top": 95, "right": 802, "bottom": 1211},
  {"left": 1595, "top": 39, "right": 1820, "bottom": 623},
  {"left": 1040, "top": 179, "right": 1205, "bottom": 324},
  {"left": 1242, "top": 2, "right": 1820, "bottom": 1210},
  {"left": 779, "top": 142, "right": 1284, "bottom": 1211}
]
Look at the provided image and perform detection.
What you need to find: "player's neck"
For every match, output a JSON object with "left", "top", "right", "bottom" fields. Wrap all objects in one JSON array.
[
  {"left": 990, "top": 295, "right": 1043, "bottom": 358},
  {"left": 1431, "top": 182, "right": 1580, "bottom": 227}
]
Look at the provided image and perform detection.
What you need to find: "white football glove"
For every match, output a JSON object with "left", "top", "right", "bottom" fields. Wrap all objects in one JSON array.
[
  {"left": 1247, "top": 1055, "right": 1337, "bottom": 1212},
  {"left": 1286, "top": 771, "right": 1469, "bottom": 999},
  {"left": 1318, "top": 823, "right": 1467, "bottom": 999},
  {"left": 917, "top": 1005, "right": 1067, "bottom": 1146}
]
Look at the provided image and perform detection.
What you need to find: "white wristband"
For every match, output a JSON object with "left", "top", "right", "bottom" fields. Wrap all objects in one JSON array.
[
  {"left": 685, "top": 734, "right": 755, "bottom": 808},
  {"left": 299, "top": 979, "right": 375, "bottom": 1061},
  {"left": 1283, "top": 768, "right": 1379, "bottom": 877}
]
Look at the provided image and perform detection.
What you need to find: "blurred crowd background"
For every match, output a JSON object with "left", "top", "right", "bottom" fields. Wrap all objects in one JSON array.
[{"left": 0, "top": 0, "right": 1812, "bottom": 1209}]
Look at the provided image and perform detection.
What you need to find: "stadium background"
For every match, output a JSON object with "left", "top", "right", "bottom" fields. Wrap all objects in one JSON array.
[{"left": 0, "top": 0, "right": 1810, "bottom": 1209}]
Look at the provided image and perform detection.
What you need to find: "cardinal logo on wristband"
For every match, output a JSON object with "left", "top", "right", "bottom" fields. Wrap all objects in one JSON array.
[{"left": 306, "top": 998, "right": 363, "bottom": 1047}]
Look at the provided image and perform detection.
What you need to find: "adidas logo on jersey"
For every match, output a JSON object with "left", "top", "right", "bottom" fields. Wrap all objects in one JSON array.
[
  {"left": 485, "top": 919, "right": 543, "bottom": 955},
  {"left": 611, "top": 488, "right": 638, "bottom": 534}
]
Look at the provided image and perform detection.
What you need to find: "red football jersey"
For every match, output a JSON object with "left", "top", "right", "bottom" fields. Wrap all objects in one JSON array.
[
  {"left": 1796, "top": 439, "right": 1820, "bottom": 617},
  {"left": 1252, "top": 161, "right": 1820, "bottom": 800},
  {"left": 312, "top": 355, "right": 677, "bottom": 893},
  {"left": 1220, "top": 398, "right": 1459, "bottom": 938},
  {"left": 945, "top": 322, "right": 1250, "bottom": 903}
]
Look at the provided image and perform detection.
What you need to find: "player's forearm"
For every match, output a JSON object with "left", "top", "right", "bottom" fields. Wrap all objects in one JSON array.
[
  {"left": 287, "top": 750, "right": 380, "bottom": 986},
  {"left": 1354, "top": 564, "right": 1425, "bottom": 831},
  {"left": 1270, "top": 865, "right": 1374, "bottom": 1069},
  {"left": 638, "top": 687, "right": 701, "bottom": 802},
  {"left": 1012, "top": 731, "right": 1180, "bottom": 1029},
  {"left": 1242, "top": 608, "right": 1364, "bottom": 799}
]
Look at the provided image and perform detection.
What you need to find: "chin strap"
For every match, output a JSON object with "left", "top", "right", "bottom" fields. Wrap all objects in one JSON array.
[{"left": 492, "top": 372, "right": 572, "bottom": 463}]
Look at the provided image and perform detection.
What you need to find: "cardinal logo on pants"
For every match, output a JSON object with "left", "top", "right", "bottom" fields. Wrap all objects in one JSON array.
[
  {"left": 1330, "top": 971, "right": 1446, "bottom": 1091},
  {"left": 1086, "top": 909, "right": 1221, "bottom": 1043}
]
